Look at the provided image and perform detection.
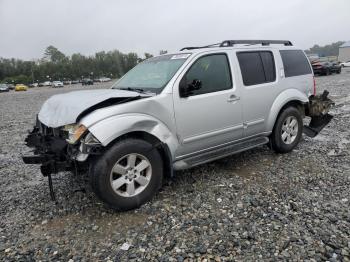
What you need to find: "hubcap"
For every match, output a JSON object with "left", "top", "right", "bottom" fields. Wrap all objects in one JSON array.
[
  {"left": 110, "top": 153, "right": 152, "bottom": 197},
  {"left": 281, "top": 116, "right": 298, "bottom": 145}
]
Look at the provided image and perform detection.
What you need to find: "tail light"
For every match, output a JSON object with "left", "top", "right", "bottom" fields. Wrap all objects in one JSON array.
[{"left": 313, "top": 76, "right": 316, "bottom": 95}]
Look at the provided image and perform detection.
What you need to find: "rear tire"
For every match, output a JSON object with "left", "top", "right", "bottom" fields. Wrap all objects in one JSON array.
[
  {"left": 270, "top": 107, "right": 303, "bottom": 153},
  {"left": 90, "top": 138, "right": 163, "bottom": 211}
]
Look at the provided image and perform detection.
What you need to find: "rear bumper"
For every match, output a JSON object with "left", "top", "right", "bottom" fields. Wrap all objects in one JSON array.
[
  {"left": 303, "top": 90, "right": 334, "bottom": 137},
  {"left": 312, "top": 68, "right": 325, "bottom": 74}
]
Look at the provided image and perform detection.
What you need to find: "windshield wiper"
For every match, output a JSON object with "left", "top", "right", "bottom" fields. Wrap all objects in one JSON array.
[
  {"left": 117, "top": 87, "right": 156, "bottom": 95},
  {"left": 118, "top": 87, "right": 145, "bottom": 93}
]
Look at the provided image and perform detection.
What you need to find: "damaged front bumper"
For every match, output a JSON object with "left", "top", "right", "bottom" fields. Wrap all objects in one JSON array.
[
  {"left": 303, "top": 90, "right": 334, "bottom": 137},
  {"left": 22, "top": 117, "right": 102, "bottom": 176}
]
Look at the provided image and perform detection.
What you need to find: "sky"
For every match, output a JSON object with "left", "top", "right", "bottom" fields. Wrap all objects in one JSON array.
[{"left": 0, "top": 0, "right": 349, "bottom": 60}]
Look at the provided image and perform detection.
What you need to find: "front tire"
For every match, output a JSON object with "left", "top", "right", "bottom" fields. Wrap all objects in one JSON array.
[
  {"left": 270, "top": 107, "right": 303, "bottom": 153},
  {"left": 90, "top": 138, "right": 163, "bottom": 211}
]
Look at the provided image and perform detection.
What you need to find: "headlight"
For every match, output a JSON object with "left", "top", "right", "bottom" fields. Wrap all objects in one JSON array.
[{"left": 63, "top": 124, "right": 87, "bottom": 144}]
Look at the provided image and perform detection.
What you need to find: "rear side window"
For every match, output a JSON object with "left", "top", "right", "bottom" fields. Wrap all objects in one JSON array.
[
  {"left": 280, "top": 50, "right": 312, "bottom": 77},
  {"left": 237, "top": 51, "right": 276, "bottom": 86}
]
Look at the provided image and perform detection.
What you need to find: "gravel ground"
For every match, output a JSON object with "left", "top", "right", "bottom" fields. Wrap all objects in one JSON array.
[{"left": 0, "top": 71, "right": 350, "bottom": 261}]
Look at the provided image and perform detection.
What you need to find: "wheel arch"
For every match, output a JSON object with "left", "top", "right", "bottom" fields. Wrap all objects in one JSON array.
[
  {"left": 87, "top": 114, "right": 179, "bottom": 177},
  {"left": 266, "top": 89, "right": 308, "bottom": 131},
  {"left": 107, "top": 131, "right": 174, "bottom": 178}
]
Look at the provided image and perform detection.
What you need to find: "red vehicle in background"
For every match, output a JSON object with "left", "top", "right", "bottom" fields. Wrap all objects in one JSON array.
[{"left": 311, "top": 61, "right": 341, "bottom": 75}]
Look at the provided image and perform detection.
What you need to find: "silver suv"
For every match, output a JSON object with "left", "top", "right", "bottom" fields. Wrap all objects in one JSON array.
[{"left": 23, "top": 40, "right": 333, "bottom": 210}]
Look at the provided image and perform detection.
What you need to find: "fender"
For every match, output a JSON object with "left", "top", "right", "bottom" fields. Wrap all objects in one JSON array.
[
  {"left": 266, "top": 89, "right": 309, "bottom": 131},
  {"left": 86, "top": 113, "right": 179, "bottom": 159}
]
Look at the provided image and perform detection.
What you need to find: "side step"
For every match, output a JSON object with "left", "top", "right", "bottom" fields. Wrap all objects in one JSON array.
[{"left": 173, "top": 136, "right": 269, "bottom": 170}]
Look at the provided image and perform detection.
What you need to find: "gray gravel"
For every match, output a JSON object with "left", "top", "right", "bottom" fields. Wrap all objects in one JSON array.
[{"left": 1, "top": 71, "right": 350, "bottom": 261}]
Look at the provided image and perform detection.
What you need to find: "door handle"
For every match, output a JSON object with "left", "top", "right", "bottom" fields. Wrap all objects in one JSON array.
[{"left": 227, "top": 94, "right": 240, "bottom": 102}]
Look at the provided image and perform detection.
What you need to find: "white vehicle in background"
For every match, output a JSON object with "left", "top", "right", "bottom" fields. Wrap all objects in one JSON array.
[
  {"left": 29, "top": 83, "right": 39, "bottom": 88},
  {"left": 96, "top": 77, "right": 112, "bottom": 82},
  {"left": 43, "top": 81, "right": 52, "bottom": 86},
  {"left": 52, "top": 81, "right": 64, "bottom": 88},
  {"left": 340, "top": 61, "right": 350, "bottom": 67}
]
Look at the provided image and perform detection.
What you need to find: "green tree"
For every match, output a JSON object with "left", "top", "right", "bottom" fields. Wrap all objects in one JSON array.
[
  {"left": 44, "top": 45, "right": 67, "bottom": 63},
  {"left": 0, "top": 46, "right": 143, "bottom": 82}
]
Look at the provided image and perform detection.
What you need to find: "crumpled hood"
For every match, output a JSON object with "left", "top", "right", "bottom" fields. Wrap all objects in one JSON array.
[{"left": 38, "top": 89, "right": 150, "bottom": 128}]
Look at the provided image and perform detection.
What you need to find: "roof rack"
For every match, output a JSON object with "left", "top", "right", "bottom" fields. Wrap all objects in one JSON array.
[
  {"left": 180, "top": 43, "right": 221, "bottom": 51},
  {"left": 180, "top": 39, "right": 293, "bottom": 51},
  {"left": 220, "top": 40, "right": 293, "bottom": 47}
]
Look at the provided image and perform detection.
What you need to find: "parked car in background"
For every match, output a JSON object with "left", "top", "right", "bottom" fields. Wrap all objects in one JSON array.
[
  {"left": 82, "top": 78, "right": 94, "bottom": 85},
  {"left": 63, "top": 80, "right": 72, "bottom": 85},
  {"left": 29, "top": 83, "right": 39, "bottom": 88},
  {"left": 102, "top": 77, "right": 111, "bottom": 82},
  {"left": 340, "top": 61, "right": 350, "bottom": 67},
  {"left": 95, "top": 77, "right": 112, "bottom": 82},
  {"left": 6, "top": 84, "right": 15, "bottom": 90},
  {"left": 43, "top": 81, "right": 52, "bottom": 86},
  {"left": 0, "top": 84, "right": 10, "bottom": 92},
  {"left": 71, "top": 80, "right": 79, "bottom": 84},
  {"left": 311, "top": 61, "right": 341, "bottom": 75},
  {"left": 15, "top": 84, "right": 28, "bottom": 91},
  {"left": 23, "top": 39, "right": 334, "bottom": 211},
  {"left": 52, "top": 81, "right": 64, "bottom": 88}
]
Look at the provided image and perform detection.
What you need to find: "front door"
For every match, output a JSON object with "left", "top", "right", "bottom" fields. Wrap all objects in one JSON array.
[{"left": 173, "top": 53, "right": 243, "bottom": 157}]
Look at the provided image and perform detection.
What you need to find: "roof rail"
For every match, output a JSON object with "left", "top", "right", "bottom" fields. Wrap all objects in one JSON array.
[
  {"left": 180, "top": 43, "right": 221, "bottom": 51},
  {"left": 220, "top": 40, "right": 293, "bottom": 47},
  {"left": 180, "top": 40, "right": 293, "bottom": 51}
]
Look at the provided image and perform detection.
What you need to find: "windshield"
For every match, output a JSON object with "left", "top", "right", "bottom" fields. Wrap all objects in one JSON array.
[{"left": 112, "top": 53, "right": 190, "bottom": 93}]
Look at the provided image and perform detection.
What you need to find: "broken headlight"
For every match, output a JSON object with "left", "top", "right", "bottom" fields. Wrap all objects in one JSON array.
[{"left": 63, "top": 124, "right": 87, "bottom": 144}]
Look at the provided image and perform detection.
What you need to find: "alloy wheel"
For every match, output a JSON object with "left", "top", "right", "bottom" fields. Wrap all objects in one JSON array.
[{"left": 110, "top": 153, "right": 152, "bottom": 197}]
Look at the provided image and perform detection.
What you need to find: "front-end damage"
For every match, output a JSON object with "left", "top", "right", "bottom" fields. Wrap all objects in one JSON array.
[
  {"left": 23, "top": 118, "right": 102, "bottom": 174},
  {"left": 304, "top": 90, "right": 334, "bottom": 137},
  {"left": 22, "top": 90, "right": 155, "bottom": 201},
  {"left": 22, "top": 118, "right": 102, "bottom": 200}
]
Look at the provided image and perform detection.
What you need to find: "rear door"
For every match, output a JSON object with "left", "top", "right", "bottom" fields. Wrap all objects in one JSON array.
[{"left": 235, "top": 50, "right": 279, "bottom": 137}]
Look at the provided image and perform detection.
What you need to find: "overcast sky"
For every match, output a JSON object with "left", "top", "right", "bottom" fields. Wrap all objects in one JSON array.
[{"left": 0, "top": 0, "right": 349, "bottom": 60}]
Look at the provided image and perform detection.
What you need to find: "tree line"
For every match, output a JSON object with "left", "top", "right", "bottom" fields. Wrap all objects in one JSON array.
[{"left": 0, "top": 46, "right": 161, "bottom": 84}]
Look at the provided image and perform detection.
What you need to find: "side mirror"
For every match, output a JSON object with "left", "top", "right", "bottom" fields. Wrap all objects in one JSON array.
[{"left": 179, "top": 78, "right": 202, "bottom": 97}]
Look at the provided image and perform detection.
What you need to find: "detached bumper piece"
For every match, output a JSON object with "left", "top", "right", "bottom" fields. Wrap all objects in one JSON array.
[
  {"left": 303, "top": 114, "right": 333, "bottom": 138},
  {"left": 303, "top": 90, "right": 334, "bottom": 138}
]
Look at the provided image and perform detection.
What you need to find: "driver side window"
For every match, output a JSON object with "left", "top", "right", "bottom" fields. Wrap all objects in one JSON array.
[{"left": 184, "top": 54, "right": 232, "bottom": 96}]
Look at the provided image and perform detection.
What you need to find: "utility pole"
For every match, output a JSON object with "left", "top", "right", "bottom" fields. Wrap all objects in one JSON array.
[{"left": 31, "top": 60, "right": 35, "bottom": 84}]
